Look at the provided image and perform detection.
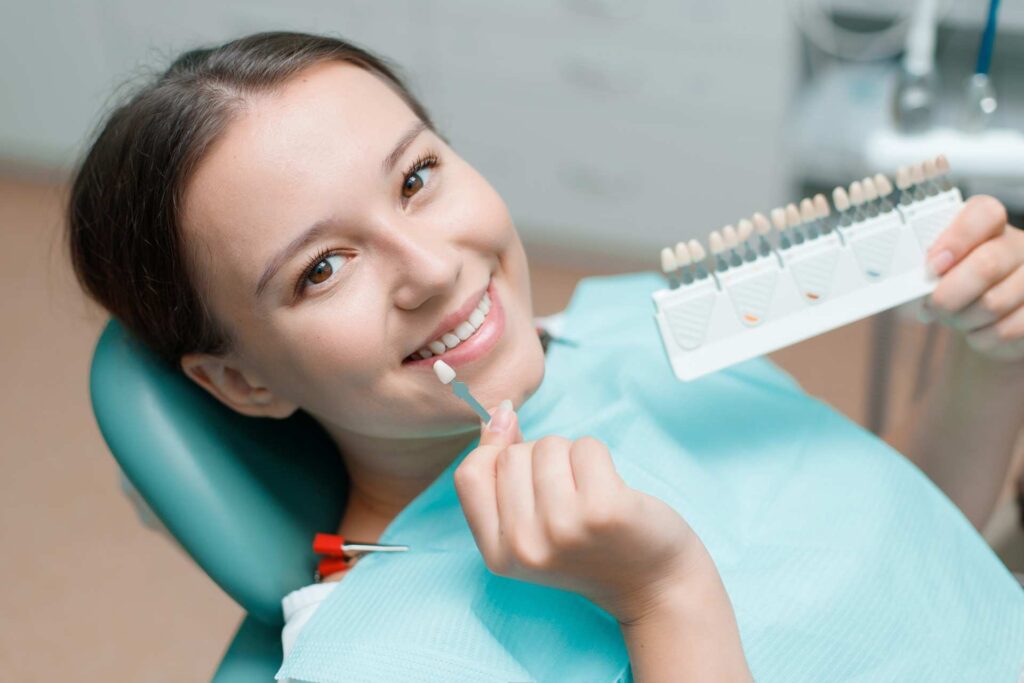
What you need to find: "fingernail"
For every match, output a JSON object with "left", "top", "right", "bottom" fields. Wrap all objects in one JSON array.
[
  {"left": 926, "top": 249, "right": 954, "bottom": 277},
  {"left": 487, "top": 399, "right": 514, "bottom": 432}
]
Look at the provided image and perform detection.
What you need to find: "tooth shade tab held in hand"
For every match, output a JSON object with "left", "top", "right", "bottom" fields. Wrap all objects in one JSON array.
[{"left": 432, "top": 359, "right": 456, "bottom": 385}]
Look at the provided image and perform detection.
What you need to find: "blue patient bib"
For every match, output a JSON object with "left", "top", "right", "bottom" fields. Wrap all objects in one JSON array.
[{"left": 277, "top": 272, "right": 1024, "bottom": 683}]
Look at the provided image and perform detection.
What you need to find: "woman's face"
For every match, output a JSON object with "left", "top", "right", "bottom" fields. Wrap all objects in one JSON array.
[{"left": 180, "top": 60, "right": 545, "bottom": 439}]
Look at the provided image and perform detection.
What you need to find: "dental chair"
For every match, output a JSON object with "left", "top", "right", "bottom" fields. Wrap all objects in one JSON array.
[{"left": 89, "top": 318, "right": 350, "bottom": 681}]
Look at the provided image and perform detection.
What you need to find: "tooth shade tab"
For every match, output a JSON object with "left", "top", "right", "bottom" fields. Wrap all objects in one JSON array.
[
  {"left": 923, "top": 159, "right": 938, "bottom": 178},
  {"left": 687, "top": 238, "right": 707, "bottom": 262},
  {"left": 785, "top": 203, "right": 802, "bottom": 227},
  {"left": 737, "top": 218, "right": 754, "bottom": 241},
  {"left": 833, "top": 186, "right": 850, "bottom": 211},
  {"left": 433, "top": 359, "right": 456, "bottom": 384},
  {"left": 862, "top": 177, "right": 879, "bottom": 201},
  {"left": 910, "top": 164, "right": 925, "bottom": 184},
  {"left": 813, "top": 194, "right": 830, "bottom": 217},
  {"left": 896, "top": 166, "right": 911, "bottom": 189},
  {"left": 708, "top": 230, "right": 725, "bottom": 254},
  {"left": 848, "top": 181, "right": 864, "bottom": 205},
  {"left": 753, "top": 212, "right": 772, "bottom": 235},
  {"left": 722, "top": 225, "right": 738, "bottom": 248},
  {"left": 674, "top": 241, "right": 691, "bottom": 266},
  {"left": 660, "top": 247, "right": 678, "bottom": 273},
  {"left": 799, "top": 198, "right": 816, "bottom": 222},
  {"left": 770, "top": 208, "right": 787, "bottom": 230},
  {"left": 874, "top": 173, "right": 894, "bottom": 196},
  {"left": 935, "top": 154, "right": 950, "bottom": 174}
]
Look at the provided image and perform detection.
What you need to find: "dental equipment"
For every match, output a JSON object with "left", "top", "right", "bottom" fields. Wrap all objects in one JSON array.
[
  {"left": 432, "top": 359, "right": 492, "bottom": 422},
  {"left": 311, "top": 532, "right": 409, "bottom": 582},
  {"left": 653, "top": 154, "right": 963, "bottom": 381},
  {"left": 963, "top": 0, "right": 1001, "bottom": 131}
]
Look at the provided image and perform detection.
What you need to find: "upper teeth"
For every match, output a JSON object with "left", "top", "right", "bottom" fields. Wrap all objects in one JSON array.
[{"left": 412, "top": 291, "right": 491, "bottom": 360}]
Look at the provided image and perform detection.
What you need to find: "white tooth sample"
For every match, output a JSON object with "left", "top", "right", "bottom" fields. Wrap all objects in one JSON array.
[
  {"left": 935, "top": 154, "right": 950, "bottom": 174},
  {"left": 910, "top": 163, "right": 925, "bottom": 185},
  {"left": 687, "top": 239, "right": 706, "bottom": 263},
  {"left": 441, "top": 332, "right": 461, "bottom": 348},
  {"left": 833, "top": 186, "right": 850, "bottom": 212},
  {"left": 813, "top": 193, "right": 830, "bottom": 217},
  {"left": 752, "top": 212, "right": 772, "bottom": 235},
  {"left": 848, "top": 180, "right": 864, "bottom": 205},
  {"left": 708, "top": 230, "right": 725, "bottom": 255},
  {"left": 674, "top": 241, "right": 691, "bottom": 266},
  {"left": 468, "top": 309, "right": 485, "bottom": 328},
  {"left": 722, "top": 225, "right": 738, "bottom": 248},
  {"left": 433, "top": 359, "right": 456, "bottom": 384},
  {"left": 896, "top": 166, "right": 911, "bottom": 190},
  {"left": 923, "top": 158, "right": 937, "bottom": 179},
  {"left": 418, "top": 348, "right": 434, "bottom": 359},
  {"left": 428, "top": 340, "right": 447, "bottom": 355},
  {"left": 455, "top": 321, "right": 475, "bottom": 340},
  {"left": 785, "top": 203, "right": 802, "bottom": 227},
  {"left": 799, "top": 198, "right": 816, "bottom": 223},
  {"left": 874, "top": 174, "right": 894, "bottom": 196},
  {"left": 770, "top": 208, "right": 787, "bottom": 231},
  {"left": 862, "top": 177, "right": 878, "bottom": 201},
  {"left": 660, "top": 247, "right": 678, "bottom": 273},
  {"left": 737, "top": 218, "right": 754, "bottom": 241}
]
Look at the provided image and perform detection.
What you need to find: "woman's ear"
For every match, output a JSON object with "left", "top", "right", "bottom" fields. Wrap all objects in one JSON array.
[{"left": 180, "top": 352, "right": 297, "bottom": 419}]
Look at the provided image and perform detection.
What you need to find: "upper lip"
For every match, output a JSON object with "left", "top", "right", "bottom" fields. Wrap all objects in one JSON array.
[{"left": 406, "top": 281, "right": 489, "bottom": 359}]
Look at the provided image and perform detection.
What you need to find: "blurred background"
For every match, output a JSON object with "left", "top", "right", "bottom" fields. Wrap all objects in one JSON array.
[{"left": 2, "top": 0, "right": 1022, "bottom": 679}]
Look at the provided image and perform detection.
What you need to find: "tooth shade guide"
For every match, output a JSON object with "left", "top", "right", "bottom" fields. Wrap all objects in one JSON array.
[
  {"left": 910, "top": 164, "right": 925, "bottom": 185},
  {"left": 848, "top": 181, "right": 864, "bottom": 205},
  {"left": 862, "top": 178, "right": 878, "bottom": 201},
  {"left": 688, "top": 239, "right": 706, "bottom": 262},
  {"left": 896, "top": 166, "right": 911, "bottom": 189},
  {"left": 722, "top": 225, "right": 738, "bottom": 248},
  {"left": 935, "top": 154, "right": 950, "bottom": 174},
  {"left": 661, "top": 247, "right": 678, "bottom": 273},
  {"left": 799, "top": 199, "right": 816, "bottom": 223},
  {"left": 874, "top": 174, "right": 893, "bottom": 196},
  {"left": 432, "top": 359, "right": 456, "bottom": 384},
  {"left": 770, "top": 208, "right": 787, "bottom": 230},
  {"left": 832, "top": 187, "right": 850, "bottom": 212},
  {"left": 737, "top": 219, "right": 754, "bottom": 241},
  {"left": 785, "top": 204, "right": 802, "bottom": 227},
  {"left": 753, "top": 213, "right": 771, "bottom": 235},
  {"left": 674, "top": 241, "right": 691, "bottom": 265}
]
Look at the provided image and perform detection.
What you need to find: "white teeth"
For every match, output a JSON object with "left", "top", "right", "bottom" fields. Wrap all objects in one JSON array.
[
  {"left": 468, "top": 309, "right": 485, "bottom": 329},
  {"left": 770, "top": 208, "right": 787, "bottom": 231},
  {"left": 833, "top": 186, "right": 850, "bottom": 211},
  {"left": 454, "top": 321, "right": 475, "bottom": 340},
  {"left": 849, "top": 180, "right": 864, "bottom": 205},
  {"left": 799, "top": 198, "right": 816, "bottom": 223},
  {"left": 923, "top": 158, "right": 937, "bottom": 179},
  {"left": 910, "top": 163, "right": 925, "bottom": 185},
  {"left": 660, "top": 247, "right": 678, "bottom": 273},
  {"left": 428, "top": 340, "right": 447, "bottom": 355},
  {"left": 896, "top": 166, "right": 911, "bottom": 190},
  {"left": 722, "top": 225, "right": 738, "bottom": 248},
  {"left": 708, "top": 230, "right": 725, "bottom": 254},
  {"left": 441, "top": 332, "right": 461, "bottom": 348},
  {"left": 674, "top": 241, "right": 691, "bottom": 266},
  {"left": 411, "top": 289, "right": 492, "bottom": 361},
  {"left": 737, "top": 219, "right": 754, "bottom": 242},
  {"left": 813, "top": 194, "right": 830, "bottom": 217},
  {"left": 862, "top": 177, "right": 878, "bottom": 201},
  {"left": 687, "top": 238, "right": 706, "bottom": 262},
  {"left": 874, "top": 174, "right": 893, "bottom": 196},
  {"left": 752, "top": 212, "right": 771, "bottom": 235},
  {"left": 785, "top": 203, "right": 802, "bottom": 227},
  {"left": 417, "top": 347, "right": 434, "bottom": 359}
]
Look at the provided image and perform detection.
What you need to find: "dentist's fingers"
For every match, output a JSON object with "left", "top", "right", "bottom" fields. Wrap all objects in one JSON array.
[
  {"left": 926, "top": 195, "right": 1008, "bottom": 276},
  {"left": 927, "top": 236, "right": 1019, "bottom": 317},
  {"left": 945, "top": 264, "right": 1024, "bottom": 332}
]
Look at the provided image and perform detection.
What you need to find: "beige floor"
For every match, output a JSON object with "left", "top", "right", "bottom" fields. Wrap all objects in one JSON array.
[{"left": 1, "top": 172, "right": 1021, "bottom": 681}]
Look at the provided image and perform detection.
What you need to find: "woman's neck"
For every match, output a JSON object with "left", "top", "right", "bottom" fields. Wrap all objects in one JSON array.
[{"left": 326, "top": 426, "right": 479, "bottom": 542}]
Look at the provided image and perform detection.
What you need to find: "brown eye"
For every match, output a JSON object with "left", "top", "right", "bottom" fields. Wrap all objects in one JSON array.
[
  {"left": 402, "top": 173, "right": 424, "bottom": 198},
  {"left": 306, "top": 254, "right": 345, "bottom": 286}
]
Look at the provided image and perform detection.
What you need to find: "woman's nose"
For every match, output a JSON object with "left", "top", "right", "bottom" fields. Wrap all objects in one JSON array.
[{"left": 385, "top": 230, "right": 462, "bottom": 310}]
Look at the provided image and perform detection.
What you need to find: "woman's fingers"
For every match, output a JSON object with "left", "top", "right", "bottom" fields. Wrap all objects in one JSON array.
[
  {"left": 453, "top": 443, "right": 503, "bottom": 563},
  {"left": 495, "top": 441, "right": 537, "bottom": 546},
  {"left": 926, "top": 195, "right": 1008, "bottom": 275},
  {"left": 569, "top": 436, "right": 624, "bottom": 512},
  {"left": 927, "top": 235, "right": 1018, "bottom": 318},
  {"left": 532, "top": 436, "right": 578, "bottom": 537},
  {"left": 947, "top": 264, "right": 1024, "bottom": 332}
]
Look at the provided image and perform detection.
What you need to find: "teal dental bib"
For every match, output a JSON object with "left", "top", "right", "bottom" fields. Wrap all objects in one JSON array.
[{"left": 277, "top": 272, "right": 1024, "bottom": 683}]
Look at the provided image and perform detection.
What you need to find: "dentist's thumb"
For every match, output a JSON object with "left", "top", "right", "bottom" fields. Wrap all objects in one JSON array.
[{"left": 479, "top": 399, "right": 522, "bottom": 447}]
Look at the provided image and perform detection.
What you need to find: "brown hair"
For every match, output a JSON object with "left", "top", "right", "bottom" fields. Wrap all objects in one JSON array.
[{"left": 66, "top": 31, "right": 442, "bottom": 368}]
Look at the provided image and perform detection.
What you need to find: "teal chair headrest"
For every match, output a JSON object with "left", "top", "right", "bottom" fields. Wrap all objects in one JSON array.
[{"left": 89, "top": 319, "right": 348, "bottom": 625}]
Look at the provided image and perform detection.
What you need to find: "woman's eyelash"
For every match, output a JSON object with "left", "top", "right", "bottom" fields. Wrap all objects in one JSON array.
[{"left": 293, "top": 151, "right": 441, "bottom": 297}]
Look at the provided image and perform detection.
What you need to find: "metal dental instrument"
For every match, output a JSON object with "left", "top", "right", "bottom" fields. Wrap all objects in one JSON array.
[{"left": 432, "top": 359, "right": 492, "bottom": 422}]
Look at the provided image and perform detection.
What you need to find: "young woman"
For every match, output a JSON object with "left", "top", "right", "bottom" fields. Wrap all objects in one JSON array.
[{"left": 65, "top": 31, "right": 1024, "bottom": 682}]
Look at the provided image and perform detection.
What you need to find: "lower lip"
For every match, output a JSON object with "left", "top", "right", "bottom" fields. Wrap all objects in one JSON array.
[{"left": 403, "top": 279, "right": 505, "bottom": 369}]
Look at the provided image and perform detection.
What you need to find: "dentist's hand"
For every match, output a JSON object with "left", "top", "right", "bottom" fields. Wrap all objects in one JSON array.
[
  {"left": 453, "top": 400, "right": 709, "bottom": 626},
  {"left": 920, "top": 195, "right": 1024, "bottom": 362}
]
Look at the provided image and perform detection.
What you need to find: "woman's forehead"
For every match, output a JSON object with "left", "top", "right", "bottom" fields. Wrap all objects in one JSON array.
[{"left": 183, "top": 61, "right": 419, "bottom": 253}]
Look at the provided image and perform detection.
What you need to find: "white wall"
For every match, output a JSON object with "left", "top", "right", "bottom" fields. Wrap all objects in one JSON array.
[{"left": 0, "top": 0, "right": 797, "bottom": 263}]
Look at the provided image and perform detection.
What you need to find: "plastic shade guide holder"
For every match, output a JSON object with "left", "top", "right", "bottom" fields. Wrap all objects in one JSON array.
[{"left": 654, "top": 156, "right": 963, "bottom": 381}]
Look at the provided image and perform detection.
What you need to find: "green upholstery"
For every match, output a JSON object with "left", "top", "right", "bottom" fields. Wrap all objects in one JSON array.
[{"left": 88, "top": 318, "right": 349, "bottom": 676}]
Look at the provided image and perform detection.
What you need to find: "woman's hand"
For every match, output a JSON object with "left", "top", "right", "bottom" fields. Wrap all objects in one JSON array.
[
  {"left": 920, "top": 195, "right": 1024, "bottom": 361},
  {"left": 453, "top": 400, "right": 711, "bottom": 626}
]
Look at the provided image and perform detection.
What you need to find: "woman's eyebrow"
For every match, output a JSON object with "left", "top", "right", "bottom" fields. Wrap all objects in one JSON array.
[{"left": 254, "top": 120, "right": 429, "bottom": 300}]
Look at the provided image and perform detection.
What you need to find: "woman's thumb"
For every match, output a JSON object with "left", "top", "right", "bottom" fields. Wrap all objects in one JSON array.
[{"left": 479, "top": 399, "right": 521, "bottom": 447}]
